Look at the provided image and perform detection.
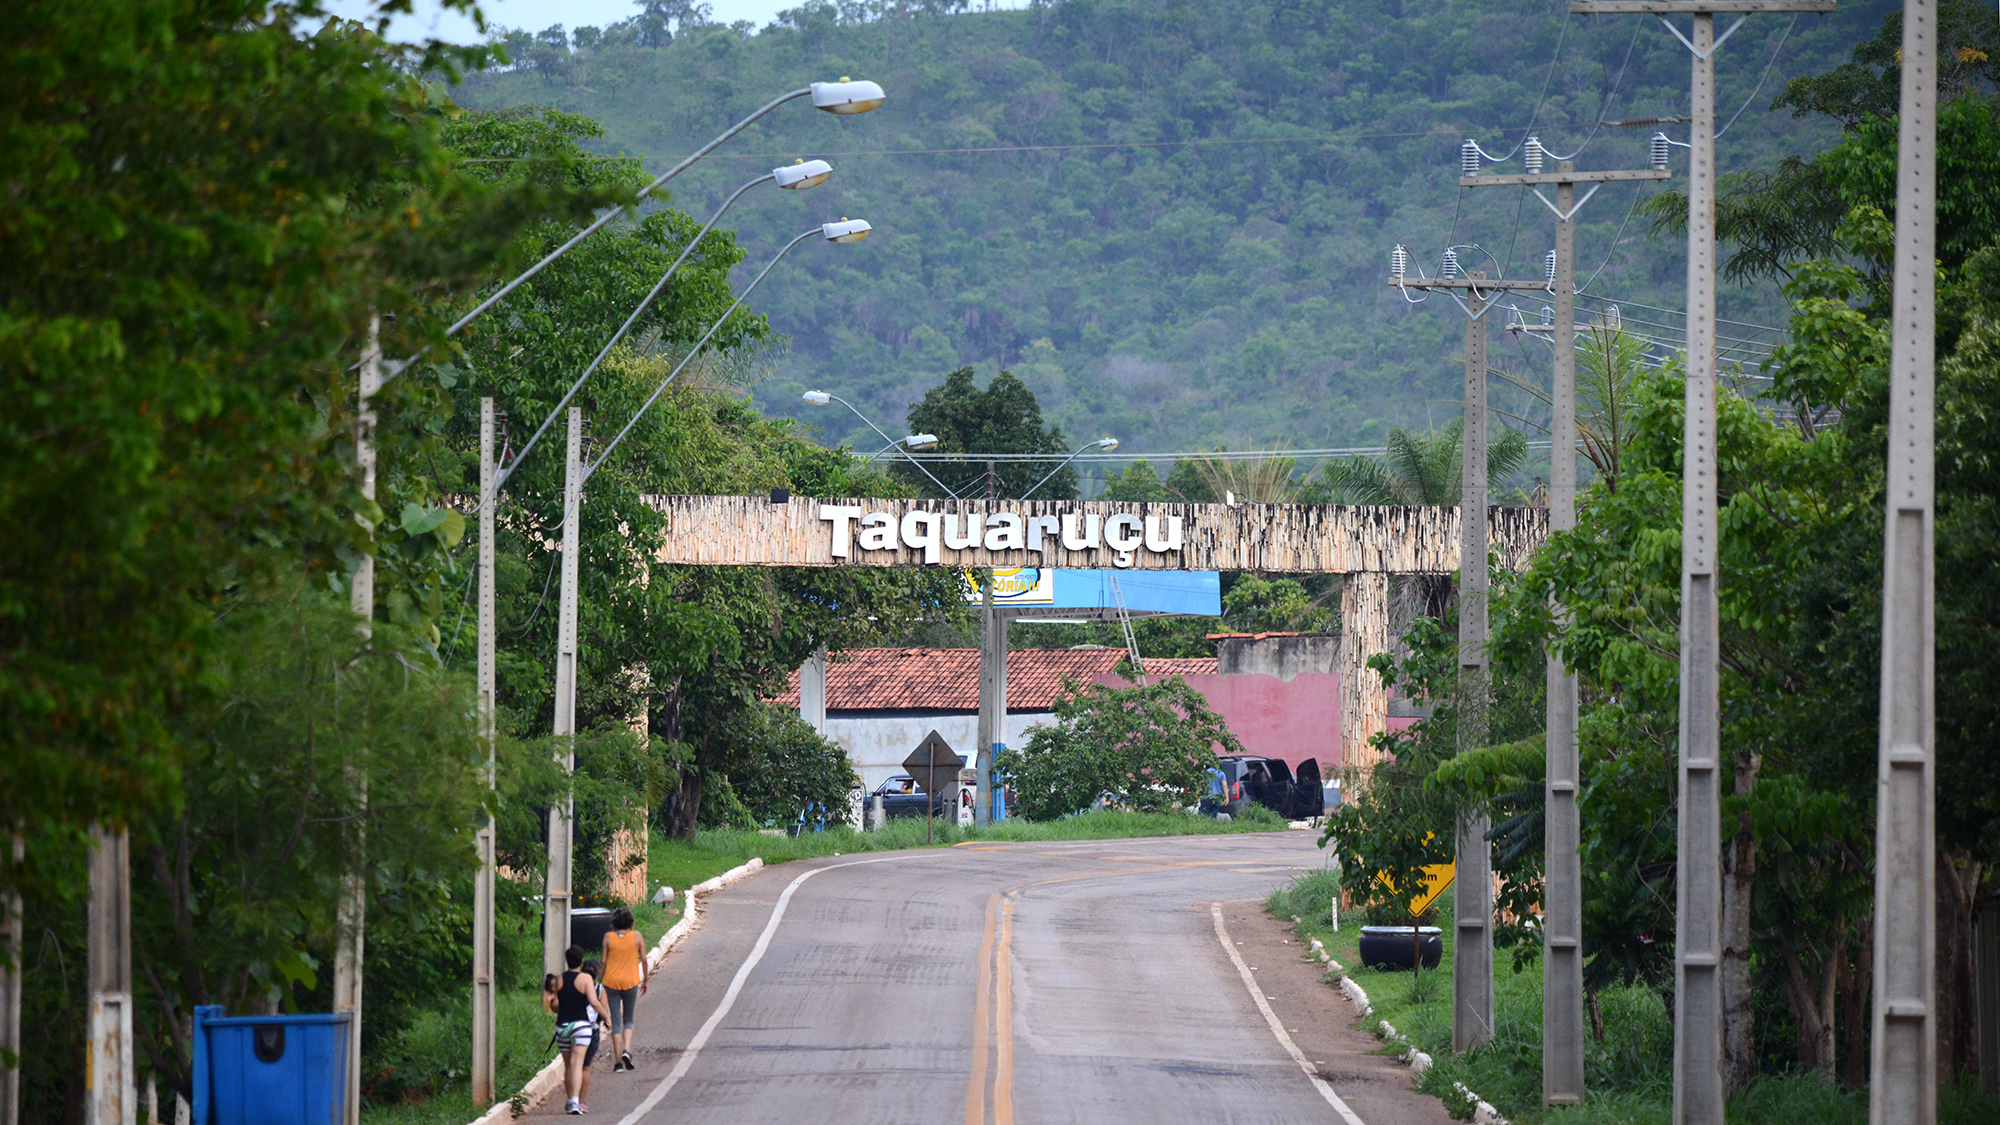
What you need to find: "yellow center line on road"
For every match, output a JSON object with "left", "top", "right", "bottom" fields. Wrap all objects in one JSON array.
[
  {"left": 969, "top": 855, "right": 1281, "bottom": 1124},
  {"left": 964, "top": 893, "right": 997, "bottom": 1125},
  {"left": 994, "top": 896, "right": 1015, "bottom": 1125}
]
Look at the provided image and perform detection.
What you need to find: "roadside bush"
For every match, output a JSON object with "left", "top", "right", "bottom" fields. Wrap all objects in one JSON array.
[
  {"left": 727, "top": 705, "right": 861, "bottom": 828},
  {"left": 996, "top": 673, "right": 1244, "bottom": 820}
]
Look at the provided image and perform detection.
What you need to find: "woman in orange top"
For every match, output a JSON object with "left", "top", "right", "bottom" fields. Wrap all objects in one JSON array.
[{"left": 599, "top": 907, "right": 648, "bottom": 1072}]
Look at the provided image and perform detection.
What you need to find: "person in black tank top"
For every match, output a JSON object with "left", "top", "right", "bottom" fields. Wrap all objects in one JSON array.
[{"left": 544, "top": 945, "right": 610, "bottom": 1114}]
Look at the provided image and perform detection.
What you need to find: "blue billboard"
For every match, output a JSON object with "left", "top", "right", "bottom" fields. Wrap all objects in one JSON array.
[{"left": 966, "top": 569, "right": 1221, "bottom": 616}]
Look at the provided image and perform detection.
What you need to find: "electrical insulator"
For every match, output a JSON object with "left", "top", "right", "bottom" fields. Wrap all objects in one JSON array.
[
  {"left": 1524, "top": 136, "right": 1544, "bottom": 175},
  {"left": 1391, "top": 244, "right": 1409, "bottom": 280},
  {"left": 1440, "top": 248, "right": 1461, "bottom": 279},
  {"left": 1541, "top": 306, "right": 1555, "bottom": 328},
  {"left": 1606, "top": 304, "right": 1622, "bottom": 330},
  {"left": 1461, "top": 139, "right": 1480, "bottom": 177},
  {"left": 1545, "top": 250, "right": 1558, "bottom": 286},
  {"left": 1650, "top": 132, "right": 1670, "bottom": 170}
]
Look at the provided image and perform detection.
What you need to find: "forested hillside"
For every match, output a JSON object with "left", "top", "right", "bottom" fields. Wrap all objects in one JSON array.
[{"left": 453, "top": 0, "right": 1892, "bottom": 469}]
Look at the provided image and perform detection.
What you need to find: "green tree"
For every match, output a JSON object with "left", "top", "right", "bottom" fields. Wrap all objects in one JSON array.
[
  {"left": 898, "top": 366, "right": 1078, "bottom": 498},
  {"left": 0, "top": 0, "right": 601, "bottom": 898},
  {"left": 1322, "top": 421, "right": 1528, "bottom": 619},
  {"left": 130, "top": 587, "right": 491, "bottom": 1102},
  {"left": 996, "top": 675, "right": 1243, "bottom": 820}
]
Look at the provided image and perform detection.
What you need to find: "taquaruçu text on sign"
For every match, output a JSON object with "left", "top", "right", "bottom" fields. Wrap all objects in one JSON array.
[
  {"left": 823, "top": 504, "right": 1182, "bottom": 567},
  {"left": 640, "top": 495, "right": 1547, "bottom": 574}
]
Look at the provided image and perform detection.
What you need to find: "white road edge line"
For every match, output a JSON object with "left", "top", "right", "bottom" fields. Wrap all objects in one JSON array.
[
  {"left": 1209, "top": 904, "right": 1368, "bottom": 1125},
  {"left": 611, "top": 853, "right": 921, "bottom": 1125}
]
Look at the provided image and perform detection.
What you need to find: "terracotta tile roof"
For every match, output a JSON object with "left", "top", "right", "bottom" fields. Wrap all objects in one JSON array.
[
  {"left": 1142, "top": 657, "right": 1219, "bottom": 678},
  {"left": 774, "top": 647, "right": 1184, "bottom": 711},
  {"left": 1205, "top": 632, "right": 1336, "bottom": 640}
]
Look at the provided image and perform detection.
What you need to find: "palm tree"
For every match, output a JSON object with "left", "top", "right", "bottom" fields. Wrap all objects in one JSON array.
[
  {"left": 1493, "top": 321, "right": 1646, "bottom": 493},
  {"left": 1321, "top": 420, "right": 1529, "bottom": 620},
  {"left": 1184, "top": 452, "right": 1306, "bottom": 504}
]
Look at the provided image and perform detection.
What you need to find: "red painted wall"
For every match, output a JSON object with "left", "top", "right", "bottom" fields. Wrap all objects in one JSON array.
[{"left": 1087, "top": 670, "right": 1419, "bottom": 774}]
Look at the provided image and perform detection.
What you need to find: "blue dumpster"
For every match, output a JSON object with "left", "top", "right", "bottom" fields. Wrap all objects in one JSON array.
[{"left": 192, "top": 1005, "right": 350, "bottom": 1125}]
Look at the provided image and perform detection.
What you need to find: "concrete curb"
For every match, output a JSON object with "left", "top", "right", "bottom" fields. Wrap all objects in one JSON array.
[
  {"left": 1312, "top": 939, "right": 1508, "bottom": 1125},
  {"left": 466, "top": 857, "right": 768, "bottom": 1125}
]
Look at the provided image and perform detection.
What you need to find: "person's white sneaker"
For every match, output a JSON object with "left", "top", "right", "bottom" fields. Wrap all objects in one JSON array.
[{"left": 566, "top": 1099, "right": 582, "bottom": 1115}]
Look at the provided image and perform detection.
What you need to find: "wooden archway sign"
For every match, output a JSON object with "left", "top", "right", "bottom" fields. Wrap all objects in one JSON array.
[{"left": 645, "top": 495, "right": 1547, "bottom": 771}]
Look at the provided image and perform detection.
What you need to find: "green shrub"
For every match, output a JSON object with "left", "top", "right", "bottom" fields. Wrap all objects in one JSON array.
[{"left": 997, "top": 674, "right": 1245, "bottom": 820}]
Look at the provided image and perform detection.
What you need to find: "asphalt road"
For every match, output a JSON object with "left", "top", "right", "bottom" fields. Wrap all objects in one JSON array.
[{"left": 535, "top": 832, "right": 1457, "bottom": 1125}]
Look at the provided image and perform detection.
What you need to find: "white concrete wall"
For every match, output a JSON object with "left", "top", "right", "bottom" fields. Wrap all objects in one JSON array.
[{"left": 826, "top": 712, "right": 1055, "bottom": 792}]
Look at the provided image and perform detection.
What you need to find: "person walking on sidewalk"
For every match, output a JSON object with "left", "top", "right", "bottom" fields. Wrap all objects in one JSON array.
[
  {"left": 599, "top": 908, "right": 648, "bottom": 1072},
  {"left": 545, "top": 945, "right": 611, "bottom": 1115}
]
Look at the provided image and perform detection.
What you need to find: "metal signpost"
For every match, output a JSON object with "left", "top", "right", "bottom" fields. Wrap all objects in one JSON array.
[
  {"left": 1458, "top": 156, "right": 1668, "bottom": 1104},
  {"left": 903, "top": 732, "right": 965, "bottom": 844}
]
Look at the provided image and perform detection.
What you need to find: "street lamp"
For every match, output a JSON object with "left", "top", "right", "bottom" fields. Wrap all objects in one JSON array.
[
  {"left": 493, "top": 161, "right": 835, "bottom": 495},
  {"left": 586, "top": 221, "right": 876, "bottom": 480},
  {"left": 801, "top": 390, "right": 952, "bottom": 495},
  {"left": 869, "top": 434, "right": 940, "bottom": 461},
  {"left": 1021, "top": 437, "right": 1119, "bottom": 499},
  {"left": 447, "top": 80, "right": 885, "bottom": 337}
]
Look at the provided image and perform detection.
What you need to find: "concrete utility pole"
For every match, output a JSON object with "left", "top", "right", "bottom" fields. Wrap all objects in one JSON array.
[
  {"left": 1, "top": 833, "right": 19, "bottom": 1125},
  {"left": 85, "top": 828, "right": 133, "bottom": 1125},
  {"left": 1455, "top": 273, "right": 1495, "bottom": 1055},
  {"left": 1459, "top": 155, "right": 1667, "bottom": 1104},
  {"left": 544, "top": 409, "right": 584, "bottom": 976},
  {"left": 975, "top": 587, "right": 1006, "bottom": 826},
  {"left": 1566, "top": 5, "right": 1832, "bottom": 1121},
  {"left": 334, "top": 314, "right": 382, "bottom": 1125},
  {"left": 1872, "top": 1, "right": 1936, "bottom": 1121},
  {"left": 1383, "top": 268, "right": 1552, "bottom": 1055},
  {"left": 799, "top": 645, "right": 828, "bottom": 735},
  {"left": 472, "top": 399, "right": 498, "bottom": 1106},
  {"left": 974, "top": 463, "right": 1002, "bottom": 826}
]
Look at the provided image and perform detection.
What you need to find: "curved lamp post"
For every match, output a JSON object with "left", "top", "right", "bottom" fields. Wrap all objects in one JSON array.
[
  {"left": 494, "top": 160, "right": 835, "bottom": 494},
  {"left": 586, "top": 220, "right": 876, "bottom": 482},
  {"left": 448, "top": 80, "right": 884, "bottom": 337},
  {"left": 870, "top": 433, "right": 940, "bottom": 461},
  {"left": 802, "top": 390, "right": 953, "bottom": 495},
  {"left": 1021, "top": 437, "right": 1119, "bottom": 499}
]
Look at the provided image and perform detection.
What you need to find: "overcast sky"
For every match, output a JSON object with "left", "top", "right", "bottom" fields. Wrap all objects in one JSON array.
[{"left": 322, "top": 0, "right": 1030, "bottom": 42}]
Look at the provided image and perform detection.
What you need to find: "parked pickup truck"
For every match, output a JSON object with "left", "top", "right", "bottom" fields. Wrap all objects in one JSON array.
[{"left": 870, "top": 774, "right": 951, "bottom": 819}]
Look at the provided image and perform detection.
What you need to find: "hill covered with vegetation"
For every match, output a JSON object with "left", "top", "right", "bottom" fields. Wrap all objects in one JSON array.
[{"left": 453, "top": 0, "right": 1892, "bottom": 474}]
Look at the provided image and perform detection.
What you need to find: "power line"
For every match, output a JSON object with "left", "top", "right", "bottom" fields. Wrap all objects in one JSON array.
[{"left": 1715, "top": 14, "right": 1800, "bottom": 140}]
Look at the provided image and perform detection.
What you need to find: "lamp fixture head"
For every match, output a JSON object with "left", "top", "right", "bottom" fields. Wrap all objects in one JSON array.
[
  {"left": 904, "top": 433, "right": 940, "bottom": 450},
  {"left": 774, "top": 158, "right": 833, "bottom": 189},
  {"left": 811, "top": 78, "right": 887, "bottom": 115},
  {"left": 822, "top": 218, "right": 873, "bottom": 243},
  {"left": 1095, "top": 438, "right": 1120, "bottom": 451},
  {"left": 802, "top": 390, "right": 832, "bottom": 405}
]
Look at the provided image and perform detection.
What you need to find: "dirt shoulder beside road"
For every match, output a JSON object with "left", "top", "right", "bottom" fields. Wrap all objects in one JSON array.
[{"left": 1219, "top": 900, "right": 1459, "bottom": 1125}]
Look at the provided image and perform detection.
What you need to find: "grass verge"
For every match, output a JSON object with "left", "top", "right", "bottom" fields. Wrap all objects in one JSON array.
[
  {"left": 360, "top": 806, "right": 1289, "bottom": 1124},
  {"left": 1266, "top": 869, "right": 2000, "bottom": 1124}
]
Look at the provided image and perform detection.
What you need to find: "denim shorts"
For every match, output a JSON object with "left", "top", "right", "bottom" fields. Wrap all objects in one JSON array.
[{"left": 607, "top": 986, "right": 639, "bottom": 1035}]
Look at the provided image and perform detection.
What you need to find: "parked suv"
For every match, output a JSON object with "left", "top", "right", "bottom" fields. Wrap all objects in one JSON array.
[{"left": 1215, "top": 755, "right": 1326, "bottom": 820}]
